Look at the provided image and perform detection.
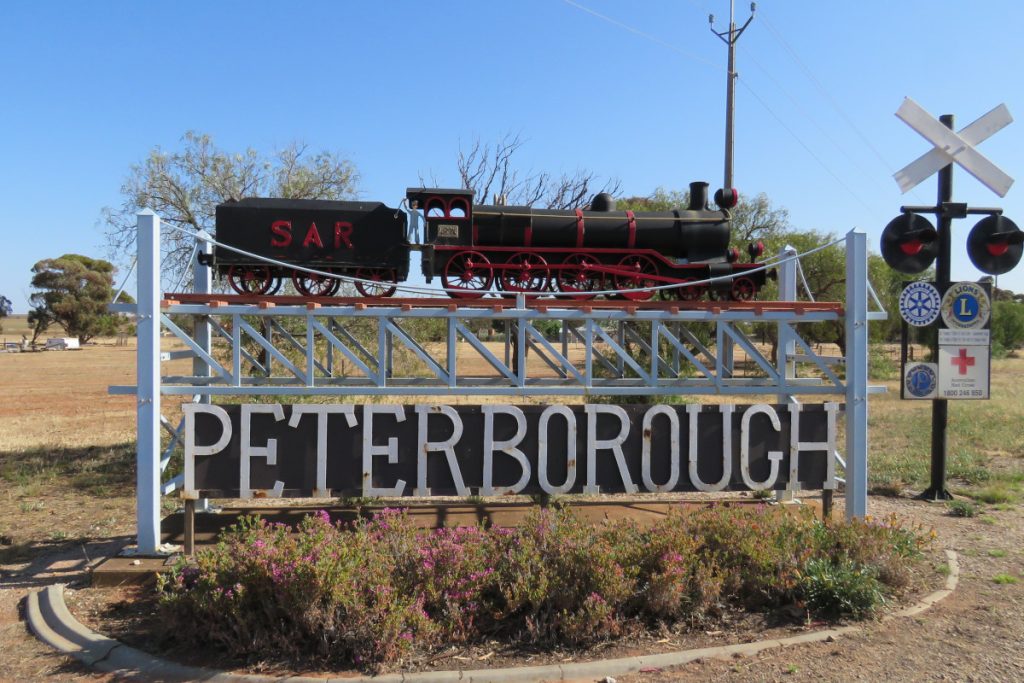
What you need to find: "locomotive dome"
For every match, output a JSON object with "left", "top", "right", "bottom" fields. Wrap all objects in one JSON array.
[{"left": 590, "top": 193, "right": 615, "bottom": 212}]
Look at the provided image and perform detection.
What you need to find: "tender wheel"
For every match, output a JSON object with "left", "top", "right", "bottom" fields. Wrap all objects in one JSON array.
[
  {"left": 443, "top": 251, "right": 493, "bottom": 298},
  {"left": 556, "top": 253, "right": 603, "bottom": 299},
  {"left": 227, "top": 265, "right": 274, "bottom": 295},
  {"left": 354, "top": 268, "right": 398, "bottom": 298},
  {"left": 730, "top": 276, "right": 757, "bottom": 301},
  {"left": 264, "top": 277, "right": 283, "bottom": 296},
  {"left": 292, "top": 268, "right": 338, "bottom": 297},
  {"left": 674, "top": 278, "right": 706, "bottom": 302},
  {"left": 613, "top": 255, "right": 660, "bottom": 301},
  {"left": 498, "top": 252, "right": 549, "bottom": 296}
]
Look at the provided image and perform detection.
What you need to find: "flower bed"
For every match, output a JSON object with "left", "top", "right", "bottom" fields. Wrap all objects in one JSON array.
[{"left": 158, "top": 505, "right": 930, "bottom": 672}]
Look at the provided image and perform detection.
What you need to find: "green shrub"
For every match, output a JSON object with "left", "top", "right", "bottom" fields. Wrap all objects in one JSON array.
[
  {"left": 947, "top": 500, "right": 981, "bottom": 517},
  {"left": 798, "top": 557, "right": 885, "bottom": 619},
  {"left": 493, "top": 509, "right": 635, "bottom": 644},
  {"left": 991, "top": 301, "right": 1024, "bottom": 352},
  {"left": 157, "top": 510, "right": 434, "bottom": 670},
  {"left": 157, "top": 505, "right": 930, "bottom": 671},
  {"left": 970, "top": 486, "right": 1017, "bottom": 505},
  {"left": 869, "top": 345, "right": 899, "bottom": 380},
  {"left": 683, "top": 505, "right": 819, "bottom": 608}
]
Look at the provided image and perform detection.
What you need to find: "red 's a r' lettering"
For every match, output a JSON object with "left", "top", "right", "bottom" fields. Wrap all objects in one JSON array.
[
  {"left": 302, "top": 222, "right": 324, "bottom": 248},
  {"left": 335, "top": 221, "right": 353, "bottom": 249},
  {"left": 270, "top": 220, "right": 292, "bottom": 247}
]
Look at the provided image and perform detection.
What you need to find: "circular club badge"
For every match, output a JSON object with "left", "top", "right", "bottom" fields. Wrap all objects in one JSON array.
[
  {"left": 941, "top": 282, "right": 991, "bottom": 330},
  {"left": 898, "top": 281, "right": 941, "bottom": 327},
  {"left": 904, "top": 363, "right": 937, "bottom": 399}
]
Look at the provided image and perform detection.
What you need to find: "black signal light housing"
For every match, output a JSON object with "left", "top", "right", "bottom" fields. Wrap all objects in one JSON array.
[
  {"left": 967, "top": 214, "right": 1024, "bottom": 275},
  {"left": 880, "top": 213, "right": 939, "bottom": 274}
]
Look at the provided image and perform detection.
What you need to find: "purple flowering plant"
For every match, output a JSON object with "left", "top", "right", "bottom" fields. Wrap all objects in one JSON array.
[{"left": 158, "top": 504, "right": 931, "bottom": 672}]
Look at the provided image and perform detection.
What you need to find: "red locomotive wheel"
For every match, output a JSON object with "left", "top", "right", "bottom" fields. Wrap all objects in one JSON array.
[
  {"left": 292, "top": 269, "right": 339, "bottom": 297},
  {"left": 264, "top": 277, "right": 283, "bottom": 296},
  {"left": 498, "top": 252, "right": 549, "bottom": 295},
  {"left": 730, "top": 276, "right": 757, "bottom": 301},
  {"left": 555, "top": 253, "right": 603, "bottom": 299},
  {"left": 674, "top": 278, "right": 706, "bottom": 302},
  {"left": 443, "top": 251, "right": 493, "bottom": 298},
  {"left": 227, "top": 265, "right": 275, "bottom": 295},
  {"left": 354, "top": 268, "right": 398, "bottom": 298},
  {"left": 613, "top": 255, "right": 660, "bottom": 301}
]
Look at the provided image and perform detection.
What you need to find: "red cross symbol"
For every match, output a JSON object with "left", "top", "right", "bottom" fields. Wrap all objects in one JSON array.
[{"left": 951, "top": 348, "right": 976, "bottom": 375}]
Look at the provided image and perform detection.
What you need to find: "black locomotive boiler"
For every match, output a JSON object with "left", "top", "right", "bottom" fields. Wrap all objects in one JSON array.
[
  {"left": 408, "top": 181, "right": 767, "bottom": 301},
  {"left": 210, "top": 181, "right": 769, "bottom": 301}
]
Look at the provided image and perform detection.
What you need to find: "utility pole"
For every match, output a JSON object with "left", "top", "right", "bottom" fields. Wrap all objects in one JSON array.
[{"left": 710, "top": 1, "right": 755, "bottom": 190}]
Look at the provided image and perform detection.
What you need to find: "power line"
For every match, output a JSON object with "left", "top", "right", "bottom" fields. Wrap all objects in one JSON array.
[
  {"left": 757, "top": 9, "right": 929, "bottom": 205},
  {"left": 561, "top": 0, "right": 719, "bottom": 70},
  {"left": 737, "top": 77, "right": 883, "bottom": 220},
  {"left": 735, "top": 42, "right": 894, "bottom": 199},
  {"left": 560, "top": 0, "right": 883, "bottom": 219}
]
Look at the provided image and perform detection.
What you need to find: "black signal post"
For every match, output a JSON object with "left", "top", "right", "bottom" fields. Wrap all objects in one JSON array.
[
  {"left": 925, "top": 115, "right": 956, "bottom": 501},
  {"left": 897, "top": 115, "right": 970, "bottom": 500},
  {"left": 884, "top": 103, "right": 1022, "bottom": 502},
  {"left": 888, "top": 115, "right": 1021, "bottom": 500}
]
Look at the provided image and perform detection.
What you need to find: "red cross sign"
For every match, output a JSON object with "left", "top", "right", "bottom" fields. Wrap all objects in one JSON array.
[
  {"left": 938, "top": 344, "right": 990, "bottom": 400},
  {"left": 950, "top": 348, "right": 976, "bottom": 375}
]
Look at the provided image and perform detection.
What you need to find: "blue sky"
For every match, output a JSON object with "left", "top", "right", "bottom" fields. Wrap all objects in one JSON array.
[{"left": 2, "top": 1, "right": 1023, "bottom": 312}]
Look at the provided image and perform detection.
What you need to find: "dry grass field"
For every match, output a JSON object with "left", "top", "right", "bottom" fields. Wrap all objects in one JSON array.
[{"left": 0, "top": 324, "right": 1022, "bottom": 680}]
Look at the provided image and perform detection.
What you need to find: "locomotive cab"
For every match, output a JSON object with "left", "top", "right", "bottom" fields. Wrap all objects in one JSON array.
[
  {"left": 406, "top": 187, "right": 475, "bottom": 282},
  {"left": 406, "top": 188, "right": 474, "bottom": 246}
]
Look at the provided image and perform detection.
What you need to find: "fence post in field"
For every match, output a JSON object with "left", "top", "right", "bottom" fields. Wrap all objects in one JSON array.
[
  {"left": 845, "top": 230, "right": 869, "bottom": 519},
  {"left": 136, "top": 210, "right": 162, "bottom": 553}
]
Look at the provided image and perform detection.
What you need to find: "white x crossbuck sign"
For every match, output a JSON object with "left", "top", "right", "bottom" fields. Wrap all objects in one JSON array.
[{"left": 894, "top": 98, "right": 1014, "bottom": 197}]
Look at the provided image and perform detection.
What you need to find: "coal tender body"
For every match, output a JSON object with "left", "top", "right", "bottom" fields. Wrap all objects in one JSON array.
[
  {"left": 409, "top": 181, "right": 767, "bottom": 301},
  {"left": 212, "top": 197, "right": 410, "bottom": 297}
]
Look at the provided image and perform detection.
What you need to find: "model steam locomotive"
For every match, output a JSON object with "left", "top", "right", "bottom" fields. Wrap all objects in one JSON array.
[{"left": 210, "top": 181, "right": 769, "bottom": 301}]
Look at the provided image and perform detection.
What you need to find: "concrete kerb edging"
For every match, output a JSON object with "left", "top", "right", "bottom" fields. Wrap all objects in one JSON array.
[{"left": 27, "top": 550, "right": 960, "bottom": 683}]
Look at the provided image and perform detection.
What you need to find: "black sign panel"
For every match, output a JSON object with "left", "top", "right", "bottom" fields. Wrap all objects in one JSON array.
[{"left": 185, "top": 403, "right": 840, "bottom": 498}]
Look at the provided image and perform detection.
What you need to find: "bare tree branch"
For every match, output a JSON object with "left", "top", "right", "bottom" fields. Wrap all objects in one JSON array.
[
  {"left": 455, "top": 133, "right": 619, "bottom": 209},
  {"left": 102, "top": 132, "right": 359, "bottom": 288}
]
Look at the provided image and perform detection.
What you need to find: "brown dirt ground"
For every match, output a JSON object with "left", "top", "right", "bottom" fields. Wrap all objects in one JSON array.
[{"left": 0, "top": 341, "right": 1022, "bottom": 682}]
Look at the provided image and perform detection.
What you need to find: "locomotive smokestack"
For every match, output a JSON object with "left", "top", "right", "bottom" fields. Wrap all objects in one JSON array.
[{"left": 688, "top": 182, "right": 709, "bottom": 211}]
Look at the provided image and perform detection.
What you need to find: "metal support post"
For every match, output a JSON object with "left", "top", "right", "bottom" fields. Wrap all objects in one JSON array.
[
  {"left": 921, "top": 114, "right": 955, "bottom": 501},
  {"left": 193, "top": 237, "right": 214, "bottom": 514},
  {"left": 721, "top": 329, "right": 734, "bottom": 378},
  {"left": 263, "top": 318, "right": 273, "bottom": 376},
  {"left": 385, "top": 325, "right": 394, "bottom": 379},
  {"left": 844, "top": 230, "right": 869, "bottom": 519},
  {"left": 136, "top": 210, "right": 162, "bottom": 553},
  {"left": 184, "top": 498, "right": 196, "bottom": 556},
  {"left": 616, "top": 321, "right": 625, "bottom": 377},
  {"left": 776, "top": 245, "right": 798, "bottom": 504}
]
